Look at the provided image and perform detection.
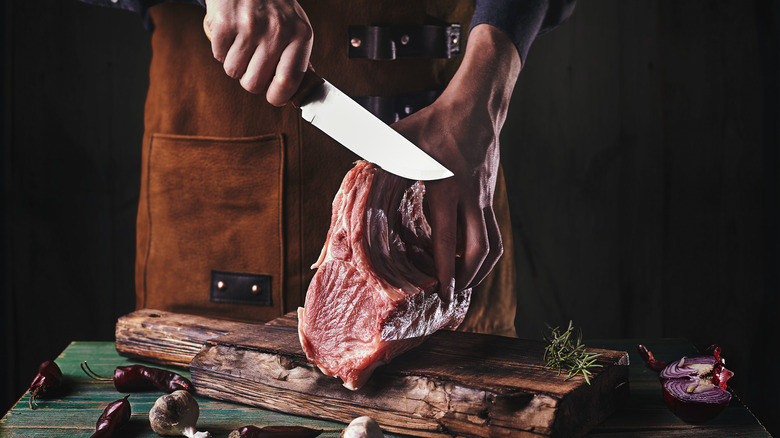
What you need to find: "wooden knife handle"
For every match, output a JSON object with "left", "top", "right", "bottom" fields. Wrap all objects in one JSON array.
[{"left": 290, "top": 67, "right": 325, "bottom": 108}]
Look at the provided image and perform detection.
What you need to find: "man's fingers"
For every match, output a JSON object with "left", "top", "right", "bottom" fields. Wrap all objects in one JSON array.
[
  {"left": 222, "top": 34, "right": 255, "bottom": 79},
  {"left": 240, "top": 45, "right": 278, "bottom": 95},
  {"left": 204, "top": 1, "right": 313, "bottom": 101},
  {"left": 204, "top": 15, "right": 234, "bottom": 63},
  {"left": 427, "top": 181, "right": 458, "bottom": 303},
  {"left": 466, "top": 207, "right": 503, "bottom": 289},
  {"left": 266, "top": 33, "right": 311, "bottom": 106},
  {"left": 455, "top": 204, "right": 490, "bottom": 290}
]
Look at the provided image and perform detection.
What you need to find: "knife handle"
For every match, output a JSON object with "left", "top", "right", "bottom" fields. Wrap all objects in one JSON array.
[{"left": 291, "top": 67, "right": 325, "bottom": 108}]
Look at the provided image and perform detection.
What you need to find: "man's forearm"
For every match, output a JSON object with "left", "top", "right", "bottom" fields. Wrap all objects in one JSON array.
[{"left": 443, "top": 24, "right": 522, "bottom": 137}]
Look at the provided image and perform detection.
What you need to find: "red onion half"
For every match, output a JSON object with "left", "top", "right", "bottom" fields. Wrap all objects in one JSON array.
[{"left": 637, "top": 345, "right": 733, "bottom": 423}]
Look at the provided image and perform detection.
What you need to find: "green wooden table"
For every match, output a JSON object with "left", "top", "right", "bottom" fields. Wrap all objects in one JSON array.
[{"left": 0, "top": 340, "right": 771, "bottom": 437}]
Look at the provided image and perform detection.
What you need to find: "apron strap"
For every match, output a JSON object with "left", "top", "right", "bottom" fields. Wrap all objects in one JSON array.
[
  {"left": 348, "top": 24, "right": 462, "bottom": 59},
  {"left": 354, "top": 90, "right": 441, "bottom": 124}
]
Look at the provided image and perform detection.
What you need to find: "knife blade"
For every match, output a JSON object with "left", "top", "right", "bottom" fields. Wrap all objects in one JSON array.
[
  {"left": 292, "top": 68, "right": 453, "bottom": 181},
  {"left": 200, "top": 21, "right": 450, "bottom": 180}
]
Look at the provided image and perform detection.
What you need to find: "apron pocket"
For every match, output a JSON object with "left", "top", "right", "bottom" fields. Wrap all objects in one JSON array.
[{"left": 143, "top": 133, "right": 285, "bottom": 322}]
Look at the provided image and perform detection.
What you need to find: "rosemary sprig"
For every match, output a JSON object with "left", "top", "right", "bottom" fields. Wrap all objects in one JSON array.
[{"left": 543, "top": 321, "right": 602, "bottom": 385}]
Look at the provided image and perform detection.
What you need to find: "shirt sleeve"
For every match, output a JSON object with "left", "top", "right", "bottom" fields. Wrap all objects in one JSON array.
[
  {"left": 470, "top": 0, "right": 576, "bottom": 66},
  {"left": 77, "top": 0, "right": 205, "bottom": 27}
]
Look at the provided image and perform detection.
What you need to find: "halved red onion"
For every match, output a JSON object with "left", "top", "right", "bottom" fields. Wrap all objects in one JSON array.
[
  {"left": 661, "top": 376, "right": 731, "bottom": 422},
  {"left": 659, "top": 355, "right": 717, "bottom": 380},
  {"left": 637, "top": 345, "right": 733, "bottom": 423}
]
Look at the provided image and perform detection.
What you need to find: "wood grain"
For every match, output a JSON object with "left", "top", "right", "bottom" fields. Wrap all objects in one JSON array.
[
  {"left": 115, "top": 309, "right": 249, "bottom": 367},
  {"left": 190, "top": 325, "right": 629, "bottom": 437},
  {"left": 116, "top": 309, "right": 629, "bottom": 437}
]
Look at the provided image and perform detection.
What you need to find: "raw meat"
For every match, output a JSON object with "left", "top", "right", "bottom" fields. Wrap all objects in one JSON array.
[{"left": 298, "top": 161, "right": 471, "bottom": 390}]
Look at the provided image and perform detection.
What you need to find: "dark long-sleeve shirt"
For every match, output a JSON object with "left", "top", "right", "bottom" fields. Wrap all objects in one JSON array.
[
  {"left": 79, "top": 0, "right": 574, "bottom": 65},
  {"left": 471, "top": 0, "right": 575, "bottom": 64}
]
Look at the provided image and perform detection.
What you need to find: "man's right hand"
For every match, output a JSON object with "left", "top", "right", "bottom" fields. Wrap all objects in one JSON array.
[{"left": 204, "top": 0, "right": 313, "bottom": 106}]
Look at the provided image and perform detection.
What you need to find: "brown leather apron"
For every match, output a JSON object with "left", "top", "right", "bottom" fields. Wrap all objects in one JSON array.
[{"left": 138, "top": 1, "right": 517, "bottom": 336}]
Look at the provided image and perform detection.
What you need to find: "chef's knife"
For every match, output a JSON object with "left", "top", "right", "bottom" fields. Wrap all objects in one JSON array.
[
  {"left": 202, "top": 21, "right": 451, "bottom": 181},
  {"left": 291, "top": 68, "right": 453, "bottom": 181}
]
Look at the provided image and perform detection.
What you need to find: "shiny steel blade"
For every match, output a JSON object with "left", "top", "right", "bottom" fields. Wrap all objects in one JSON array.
[{"left": 300, "top": 80, "right": 453, "bottom": 181}]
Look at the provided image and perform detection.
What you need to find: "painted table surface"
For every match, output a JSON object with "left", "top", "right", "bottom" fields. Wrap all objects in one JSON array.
[{"left": 0, "top": 340, "right": 770, "bottom": 437}]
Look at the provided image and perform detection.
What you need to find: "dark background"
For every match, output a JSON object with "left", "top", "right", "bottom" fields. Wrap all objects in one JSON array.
[{"left": 2, "top": 0, "right": 778, "bottom": 435}]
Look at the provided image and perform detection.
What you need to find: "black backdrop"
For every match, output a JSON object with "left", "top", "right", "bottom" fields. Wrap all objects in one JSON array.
[{"left": 2, "top": 0, "right": 779, "bottom": 435}]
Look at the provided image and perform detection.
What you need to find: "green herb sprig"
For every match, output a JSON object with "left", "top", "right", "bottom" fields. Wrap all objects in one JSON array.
[{"left": 543, "top": 321, "right": 602, "bottom": 385}]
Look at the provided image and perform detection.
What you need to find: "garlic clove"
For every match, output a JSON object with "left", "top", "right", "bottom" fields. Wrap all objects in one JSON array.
[
  {"left": 149, "top": 390, "right": 210, "bottom": 437},
  {"left": 341, "top": 416, "right": 383, "bottom": 438}
]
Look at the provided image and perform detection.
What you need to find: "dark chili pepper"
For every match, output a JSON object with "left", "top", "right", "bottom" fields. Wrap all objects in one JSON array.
[
  {"left": 28, "top": 360, "right": 63, "bottom": 409},
  {"left": 636, "top": 344, "right": 668, "bottom": 372},
  {"left": 91, "top": 394, "right": 131, "bottom": 438},
  {"left": 228, "top": 425, "right": 323, "bottom": 438},
  {"left": 81, "top": 361, "right": 193, "bottom": 393}
]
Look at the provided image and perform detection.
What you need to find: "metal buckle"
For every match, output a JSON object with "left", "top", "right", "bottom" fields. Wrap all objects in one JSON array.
[
  {"left": 353, "top": 90, "right": 442, "bottom": 124},
  {"left": 348, "top": 24, "right": 462, "bottom": 60},
  {"left": 209, "top": 270, "right": 272, "bottom": 306}
]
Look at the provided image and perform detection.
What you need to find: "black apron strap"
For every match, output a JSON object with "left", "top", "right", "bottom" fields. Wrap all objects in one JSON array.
[
  {"left": 348, "top": 24, "right": 462, "bottom": 59},
  {"left": 353, "top": 90, "right": 441, "bottom": 124}
]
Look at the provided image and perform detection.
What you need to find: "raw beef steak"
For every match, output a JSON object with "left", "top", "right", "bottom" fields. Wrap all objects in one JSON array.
[{"left": 298, "top": 161, "right": 471, "bottom": 390}]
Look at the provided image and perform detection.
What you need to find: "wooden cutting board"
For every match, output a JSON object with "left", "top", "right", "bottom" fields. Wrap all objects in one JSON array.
[{"left": 115, "top": 309, "right": 629, "bottom": 437}]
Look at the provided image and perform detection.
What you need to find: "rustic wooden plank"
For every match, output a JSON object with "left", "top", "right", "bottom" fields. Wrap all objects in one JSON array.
[
  {"left": 115, "top": 309, "right": 250, "bottom": 367},
  {"left": 113, "top": 310, "right": 772, "bottom": 436},
  {"left": 189, "top": 321, "right": 629, "bottom": 437}
]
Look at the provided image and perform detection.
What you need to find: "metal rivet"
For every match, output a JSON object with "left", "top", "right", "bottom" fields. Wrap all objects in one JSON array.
[
  {"left": 251, "top": 284, "right": 260, "bottom": 294},
  {"left": 350, "top": 37, "right": 362, "bottom": 48},
  {"left": 451, "top": 35, "right": 459, "bottom": 45},
  {"left": 404, "top": 105, "right": 413, "bottom": 115},
  {"left": 217, "top": 281, "right": 226, "bottom": 290},
  {"left": 400, "top": 35, "right": 410, "bottom": 45}
]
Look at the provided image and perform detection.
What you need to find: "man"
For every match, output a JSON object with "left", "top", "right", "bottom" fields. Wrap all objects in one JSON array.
[{"left": 80, "top": 0, "right": 574, "bottom": 336}]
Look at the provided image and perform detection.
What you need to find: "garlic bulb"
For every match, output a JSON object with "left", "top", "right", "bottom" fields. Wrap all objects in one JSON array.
[
  {"left": 341, "top": 416, "right": 383, "bottom": 438},
  {"left": 149, "top": 390, "right": 211, "bottom": 438}
]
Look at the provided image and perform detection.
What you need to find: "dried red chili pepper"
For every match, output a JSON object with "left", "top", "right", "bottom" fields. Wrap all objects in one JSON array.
[
  {"left": 28, "top": 360, "right": 63, "bottom": 409},
  {"left": 636, "top": 344, "right": 668, "bottom": 372},
  {"left": 228, "top": 425, "right": 323, "bottom": 438},
  {"left": 91, "top": 395, "right": 131, "bottom": 438},
  {"left": 81, "top": 361, "right": 193, "bottom": 393}
]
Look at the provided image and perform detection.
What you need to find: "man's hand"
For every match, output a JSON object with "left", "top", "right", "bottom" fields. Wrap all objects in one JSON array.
[
  {"left": 204, "top": 0, "right": 313, "bottom": 106},
  {"left": 391, "top": 24, "right": 522, "bottom": 301}
]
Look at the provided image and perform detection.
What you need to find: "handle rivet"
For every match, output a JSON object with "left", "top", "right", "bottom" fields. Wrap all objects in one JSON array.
[
  {"left": 217, "top": 281, "right": 226, "bottom": 291},
  {"left": 251, "top": 284, "right": 260, "bottom": 294},
  {"left": 400, "top": 35, "right": 410, "bottom": 45},
  {"left": 350, "top": 37, "right": 362, "bottom": 48}
]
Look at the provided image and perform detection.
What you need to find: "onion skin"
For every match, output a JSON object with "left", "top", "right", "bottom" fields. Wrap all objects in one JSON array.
[{"left": 637, "top": 344, "right": 734, "bottom": 423}]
